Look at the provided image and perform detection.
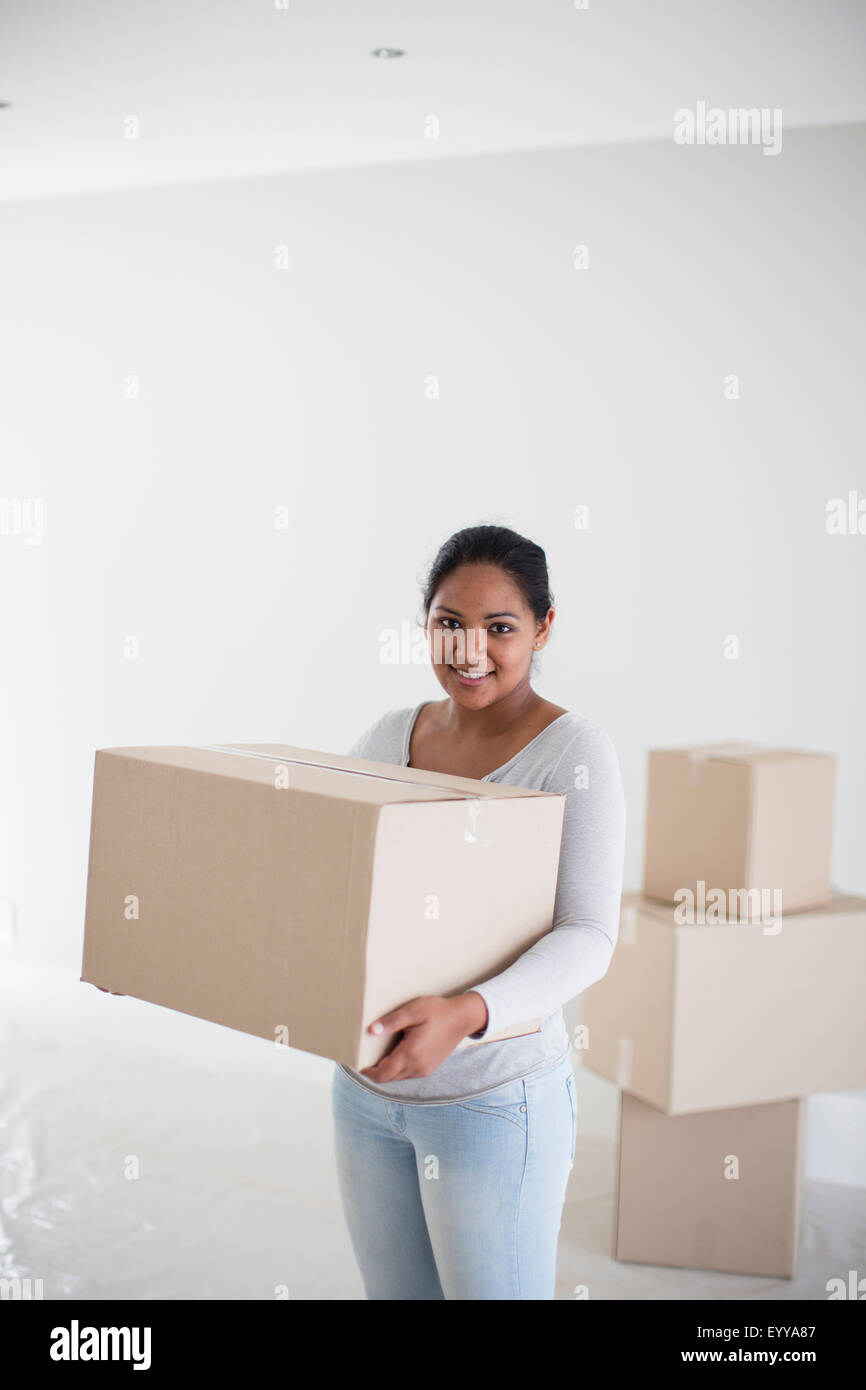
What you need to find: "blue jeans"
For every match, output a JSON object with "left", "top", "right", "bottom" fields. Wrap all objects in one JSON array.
[{"left": 331, "top": 1048, "right": 577, "bottom": 1299}]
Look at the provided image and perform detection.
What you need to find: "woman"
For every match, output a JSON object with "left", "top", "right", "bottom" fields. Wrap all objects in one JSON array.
[{"left": 332, "top": 523, "right": 626, "bottom": 1300}]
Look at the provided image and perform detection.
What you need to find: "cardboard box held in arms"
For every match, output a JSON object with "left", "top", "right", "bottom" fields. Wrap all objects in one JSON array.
[{"left": 81, "top": 743, "right": 567, "bottom": 1069}]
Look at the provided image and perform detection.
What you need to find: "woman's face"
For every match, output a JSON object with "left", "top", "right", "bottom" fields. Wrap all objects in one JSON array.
[{"left": 424, "top": 563, "right": 552, "bottom": 705}]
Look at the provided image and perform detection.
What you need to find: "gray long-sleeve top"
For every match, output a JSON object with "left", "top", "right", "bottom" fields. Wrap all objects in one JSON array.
[{"left": 338, "top": 699, "right": 627, "bottom": 1103}]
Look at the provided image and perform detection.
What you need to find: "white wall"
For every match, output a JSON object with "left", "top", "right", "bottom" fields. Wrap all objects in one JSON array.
[{"left": 2, "top": 122, "right": 864, "bottom": 968}]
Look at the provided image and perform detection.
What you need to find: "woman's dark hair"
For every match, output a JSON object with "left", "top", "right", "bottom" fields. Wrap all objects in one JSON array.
[{"left": 418, "top": 524, "right": 554, "bottom": 655}]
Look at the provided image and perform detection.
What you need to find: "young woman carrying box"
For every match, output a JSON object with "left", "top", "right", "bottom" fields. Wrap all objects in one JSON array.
[{"left": 333, "top": 523, "right": 626, "bottom": 1300}]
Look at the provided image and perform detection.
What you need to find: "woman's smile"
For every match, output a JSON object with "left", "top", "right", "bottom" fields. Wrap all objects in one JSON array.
[{"left": 451, "top": 667, "right": 494, "bottom": 686}]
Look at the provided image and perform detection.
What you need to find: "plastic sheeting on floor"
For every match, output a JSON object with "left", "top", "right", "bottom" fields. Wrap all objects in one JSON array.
[{"left": 2, "top": 960, "right": 864, "bottom": 1300}]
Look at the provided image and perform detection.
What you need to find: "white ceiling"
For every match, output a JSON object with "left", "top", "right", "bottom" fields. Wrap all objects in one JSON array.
[{"left": 2, "top": 0, "right": 866, "bottom": 203}]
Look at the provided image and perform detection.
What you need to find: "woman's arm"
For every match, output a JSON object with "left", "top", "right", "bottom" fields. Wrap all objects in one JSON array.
[{"left": 464, "top": 722, "right": 627, "bottom": 1039}]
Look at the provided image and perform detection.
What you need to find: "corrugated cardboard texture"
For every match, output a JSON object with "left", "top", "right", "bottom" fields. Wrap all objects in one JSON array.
[
  {"left": 748, "top": 755, "right": 836, "bottom": 907},
  {"left": 81, "top": 748, "right": 376, "bottom": 1064},
  {"left": 361, "top": 797, "right": 563, "bottom": 1068},
  {"left": 81, "top": 745, "right": 565, "bottom": 1068},
  {"left": 642, "top": 745, "right": 836, "bottom": 913},
  {"left": 582, "top": 890, "right": 866, "bottom": 1113},
  {"left": 616, "top": 1092, "right": 805, "bottom": 1277}
]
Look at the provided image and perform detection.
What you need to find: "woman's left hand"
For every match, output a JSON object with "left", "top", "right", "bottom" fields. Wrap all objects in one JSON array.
[{"left": 358, "top": 994, "right": 484, "bottom": 1083}]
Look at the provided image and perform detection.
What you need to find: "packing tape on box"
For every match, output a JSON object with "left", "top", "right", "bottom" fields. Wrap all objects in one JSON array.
[
  {"left": 200, "top": 744, "right": 493, "bottom": 800},
  {"left": 619, "top": 905, "right": 638, "bottom": 945},
  {"left": 685, "top": 743, "right": 764, "bottom": 782},
  {"left": 616, "top": 1035, "right": 634, "bottom": 1088}
]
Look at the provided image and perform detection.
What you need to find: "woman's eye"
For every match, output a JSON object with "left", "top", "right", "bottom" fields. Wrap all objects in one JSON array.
[{"left": 437, "top": 619, "right": 512, "bottom": 634}]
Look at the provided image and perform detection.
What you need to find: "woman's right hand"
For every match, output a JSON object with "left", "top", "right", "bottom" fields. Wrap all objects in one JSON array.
[{"left": 94, "top": 985, "right": 126, "bottom": 995}]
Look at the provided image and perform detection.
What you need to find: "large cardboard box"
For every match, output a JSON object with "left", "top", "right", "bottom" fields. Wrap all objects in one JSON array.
[
  {"left": 642, "top": 743, "right": 836, "bottom": 914},
  {"left": 81, "top": 743, "right": 566, "bottom": 1069},
  {"left": 616, "top": 1091, "right": 805, "bottom": 1277},
  {"left": 581, "top": 890, "right": 866, "bottom": 1113}
]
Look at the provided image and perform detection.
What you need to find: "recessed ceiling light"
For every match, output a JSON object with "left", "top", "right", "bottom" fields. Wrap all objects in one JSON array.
[{"left": 371, "top": 48, "right": 405, "bottom": 59}]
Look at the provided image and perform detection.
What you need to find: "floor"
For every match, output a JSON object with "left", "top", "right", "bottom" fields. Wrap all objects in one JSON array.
[{"left": 2, "top": 961, "right": 863, "bottom": 1300}]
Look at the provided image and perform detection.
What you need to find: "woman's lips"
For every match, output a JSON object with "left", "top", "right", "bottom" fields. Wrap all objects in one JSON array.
[{"left": 452, "top": 668, "right": 494, "bottom": 686}]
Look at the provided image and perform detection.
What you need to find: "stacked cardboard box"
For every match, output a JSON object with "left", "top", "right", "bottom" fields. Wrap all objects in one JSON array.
[{"left": 582, "top": 742, "right": 866, "bottom": 1278}]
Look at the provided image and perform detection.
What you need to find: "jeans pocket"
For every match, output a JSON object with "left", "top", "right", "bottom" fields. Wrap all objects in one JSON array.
[
  {"left": 565, "top": 1072, "right": 577, "bottom": 1163},
  {"left": 456, "top": 1077, "right": 528, "bottom": 1132}
]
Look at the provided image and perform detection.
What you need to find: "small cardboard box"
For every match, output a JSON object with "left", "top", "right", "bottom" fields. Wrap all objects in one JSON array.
[
  {"left": 615, "top": 1091, "right": 805, "bottom": 1277},
  {"left": 81, "top": 743, "right": 566, "bottom": 1069},
  {"left": 642, "top": 743, "right": 836, "bottom": 914},
  {"left": 581, "top": 890, "right": 866, "bottom": 1113}
]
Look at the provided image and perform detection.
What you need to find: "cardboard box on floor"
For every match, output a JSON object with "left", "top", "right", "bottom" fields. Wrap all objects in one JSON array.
[
  {"left": 81, "top": 743, "right": 566, "bottom": 1069},
  {"left": 642, "top": 744, "right": 836, "bottom": 914},
  {"left": 581, "top": 890, "right": 866, "bottom": 1113},
  {"left": 615, "top": 1092, "right": 806, "bottom": 1278}
]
